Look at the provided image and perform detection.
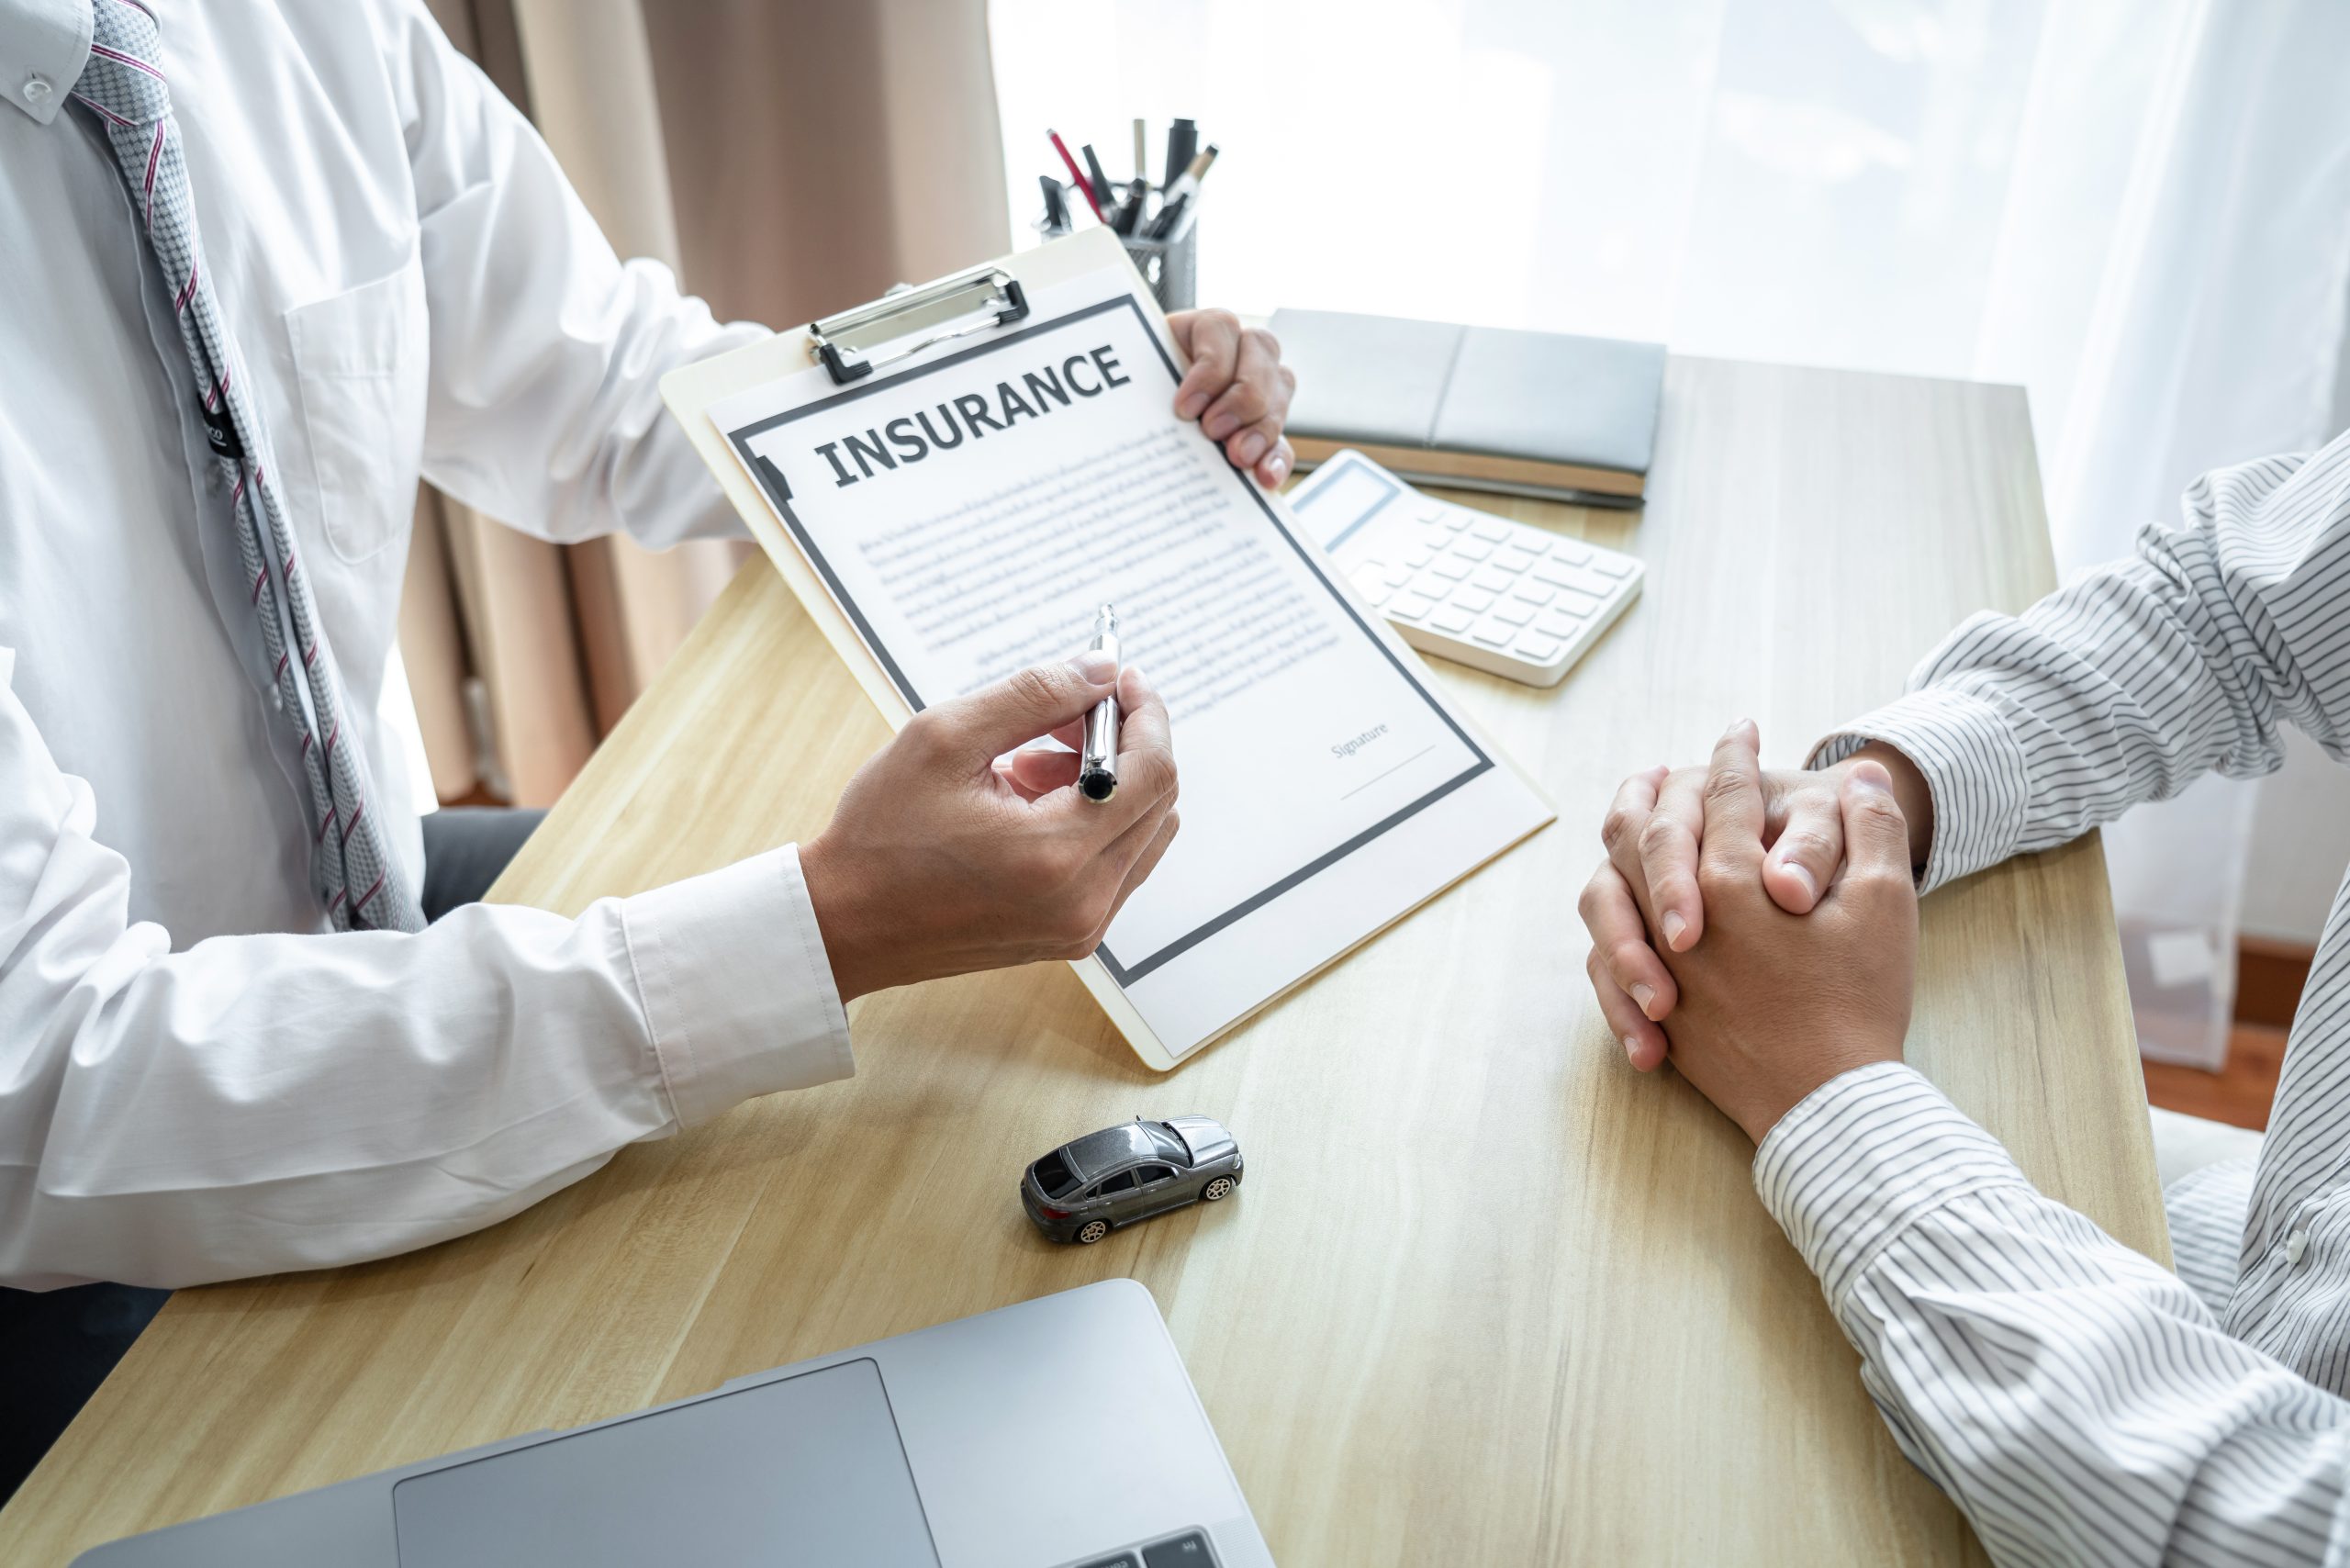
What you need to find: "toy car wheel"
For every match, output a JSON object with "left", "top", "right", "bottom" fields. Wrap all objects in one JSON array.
[
  {"left": 1075, "top": 1219, "right": 1110, "bottom": 1245},
  {"left": 1202, "top": 1177, "right": 1237, "bottom": 1202}
]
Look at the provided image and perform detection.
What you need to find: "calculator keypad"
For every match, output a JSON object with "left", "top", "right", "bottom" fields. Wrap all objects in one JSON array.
[{"left": 1342, "top": 499, "right": 1640, "bottom": 677}]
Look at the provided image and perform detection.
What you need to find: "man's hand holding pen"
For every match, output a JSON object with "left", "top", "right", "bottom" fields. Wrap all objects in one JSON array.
[{"left": 799, "top": 656, "right": 1179, "bottom": 1003}]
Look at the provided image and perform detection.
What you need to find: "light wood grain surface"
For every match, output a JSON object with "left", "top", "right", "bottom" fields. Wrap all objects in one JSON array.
[{"left": 0, "top": 357, "right": 2168, "bottom": 1566}]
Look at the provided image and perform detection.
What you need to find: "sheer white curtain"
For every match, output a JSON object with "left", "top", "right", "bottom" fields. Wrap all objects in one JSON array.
[
  {"left": 2008, "top": 2, "right": 2350, "bottom": 1064},
  {"left": 991, "top": 0, "right": 2350, "bottom": 1067}
]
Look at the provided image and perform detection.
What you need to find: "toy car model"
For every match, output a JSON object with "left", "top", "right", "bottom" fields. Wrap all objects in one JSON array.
[{"left": 1022, "top": 1116, "right": 1244, "bottom": 1244}]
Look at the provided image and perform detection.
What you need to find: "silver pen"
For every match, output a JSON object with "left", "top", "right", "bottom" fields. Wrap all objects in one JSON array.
[{"left": 1080, "top": 603, "right": 1121, "bottom": 802}]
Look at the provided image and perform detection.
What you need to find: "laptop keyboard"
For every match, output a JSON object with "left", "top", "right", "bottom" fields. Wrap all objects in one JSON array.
[{"left": 1074, "top": 1526, "right": 1217, "bottom": 1567}]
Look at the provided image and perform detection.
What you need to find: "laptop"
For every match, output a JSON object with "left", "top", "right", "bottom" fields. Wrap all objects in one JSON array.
[{"left": 73, "top": 1280, "right": 1272, "bottom": 1568}]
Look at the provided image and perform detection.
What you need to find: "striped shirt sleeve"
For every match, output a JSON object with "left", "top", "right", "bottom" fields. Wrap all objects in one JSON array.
[
  {"left": 1758, "top": 1065, "right": 2350, "bottom": 1567},
  {"left": 1813, "top": 439, "right": 2350, "bottom": 893},
  {"left": 2167, "top": 1156, "right": 2258, "bottom": 1319}
]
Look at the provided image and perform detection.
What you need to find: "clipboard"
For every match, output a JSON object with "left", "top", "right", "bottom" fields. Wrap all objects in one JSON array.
[{"left": 661, "top": 228, "right": 1554, "bottom": 1070}]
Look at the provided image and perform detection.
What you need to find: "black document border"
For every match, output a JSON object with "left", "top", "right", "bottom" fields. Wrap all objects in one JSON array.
[{"left": 725, "top": 293, "right": 1493, "bottom": 986}]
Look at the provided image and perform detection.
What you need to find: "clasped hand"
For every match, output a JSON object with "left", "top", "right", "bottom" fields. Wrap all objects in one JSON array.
[{"left": 1576, "top": 722, "right": 1923, "bottom": 1144}]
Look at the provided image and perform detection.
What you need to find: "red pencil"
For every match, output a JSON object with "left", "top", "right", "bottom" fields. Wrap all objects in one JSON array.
[{"left": 1046, "top": 129, "right": 1105, "bottom": 223}]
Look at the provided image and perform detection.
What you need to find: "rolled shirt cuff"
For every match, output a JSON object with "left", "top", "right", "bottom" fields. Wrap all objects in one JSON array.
[
  {"left": 1808, "top": 687, "right": 2031, "bottom": 893},
  {"left": 621, "top": 844, "right": 854, "bottom": 1128},
  {"left": 1752, "top": 1061, "right": 2031, "bottom": 1309}
]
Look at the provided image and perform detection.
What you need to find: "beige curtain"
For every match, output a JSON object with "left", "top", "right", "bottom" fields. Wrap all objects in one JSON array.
[
  {"left": 642, "top": 0, "right": 1013, "bottom": 327},
  {"left": 512, "top": 0, "right": 749, "bottom": 740},
  {"left": 411, "top": 0, "right": 598, "bottom": 806},
  {"left": 401, "top": 0, "right": 1009, "bottom": 804}
]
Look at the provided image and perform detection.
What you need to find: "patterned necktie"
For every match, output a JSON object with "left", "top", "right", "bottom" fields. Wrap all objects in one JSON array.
[{"left": 73, "top": 0, "right": 423, "bottom": 933}]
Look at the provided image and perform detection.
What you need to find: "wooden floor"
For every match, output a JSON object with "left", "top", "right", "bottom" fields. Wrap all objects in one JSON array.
[{"left": 2143, "top": 1024, "right": 2290, "bottom": 1131}]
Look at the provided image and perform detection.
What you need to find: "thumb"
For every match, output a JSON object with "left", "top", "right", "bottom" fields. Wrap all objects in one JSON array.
[
  {"left": 1839, "top": 760, "right": 1912, "bottom": 882},
  {"left": 930, "top": 654, "right": 1117, "bottom": 767}
]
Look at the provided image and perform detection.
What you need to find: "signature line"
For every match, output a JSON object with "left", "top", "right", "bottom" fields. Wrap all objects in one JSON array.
[{"left": 1338, "top": 743, "right": 1438, "bottom": 801}]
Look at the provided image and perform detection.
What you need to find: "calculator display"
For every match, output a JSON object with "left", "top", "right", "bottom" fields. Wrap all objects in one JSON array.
[{"left": 1288, "top": 456, "right": 1402, "bottom": 554}]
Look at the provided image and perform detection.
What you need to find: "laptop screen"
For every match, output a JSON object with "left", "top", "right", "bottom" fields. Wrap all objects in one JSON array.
[{"left": 389, "top": 1358, "right": 941, "bottom": 1567}]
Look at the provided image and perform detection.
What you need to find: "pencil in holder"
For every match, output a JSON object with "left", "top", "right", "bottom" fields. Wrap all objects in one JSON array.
[{"left": 1036, "top": 179, "right": 1199, "bottom": 313}]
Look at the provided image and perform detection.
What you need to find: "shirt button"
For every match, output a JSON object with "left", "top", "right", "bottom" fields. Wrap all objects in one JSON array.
[
  {"left": 269, "top": 688, "right": 285, "bottom": 711},
  {"left": 22, "top": 74, "right": 52, "bottom": 106},
  {"left": 2287, "top": 1229, "right": 2310, "bottom": 1265}
]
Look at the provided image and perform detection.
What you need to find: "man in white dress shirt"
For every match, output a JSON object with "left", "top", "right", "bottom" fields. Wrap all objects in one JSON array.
[
  {"left": 0, "top": 0, "right": 1297, "bottom": 1495},
  {"left": 1583, "top": 431, "right": 2350, "bottom": 1564}
]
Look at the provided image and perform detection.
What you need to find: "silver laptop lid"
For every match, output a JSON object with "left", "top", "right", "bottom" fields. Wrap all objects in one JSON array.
[{"left": 71, "top": 1282, "right": 1272, "bottom": 1568}]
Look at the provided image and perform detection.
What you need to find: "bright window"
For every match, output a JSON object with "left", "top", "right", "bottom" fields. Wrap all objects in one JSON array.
[{"left": 990, "top": 0, "right": 2195, "bottom": 465}]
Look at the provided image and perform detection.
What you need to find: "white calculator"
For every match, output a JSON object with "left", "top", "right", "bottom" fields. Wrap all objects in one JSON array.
[{"left": 1287, "top": 449, "right": 1643, "bottom": 688}]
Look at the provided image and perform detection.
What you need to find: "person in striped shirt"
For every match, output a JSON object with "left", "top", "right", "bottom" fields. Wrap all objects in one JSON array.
[{"left": 1580, "top": 428, "right": 2350, "bottom": 1565}]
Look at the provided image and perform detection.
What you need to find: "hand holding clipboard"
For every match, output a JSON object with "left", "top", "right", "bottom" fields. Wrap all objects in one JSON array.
[{"left": 666, "top": 230, "right": 1552, "bottom": 1068}]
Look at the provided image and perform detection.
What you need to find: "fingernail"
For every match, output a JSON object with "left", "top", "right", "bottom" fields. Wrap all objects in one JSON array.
[
  {"left": 1203, "top": 413, "right": 1237, "bottom": 441},
  {"left": 1779, "top": 860, "right": 1818, "bottom": 901},
  {"left": 1661, "top": 911, "right": 1689, "bottom": 949},
  {"left": 1622, "top": 1035, "right": 1643, "bottom": 1064},
  {"left": 1179, "top": 392, "right": 1208, "bottom": 419},
  {"left": 1069, "top": 651, "right": 1116, "bottom": 683},
  {"left": 1233, "top": 431, "right": 1269, "bottom": 466},
  {"left": 1123, "top": 663, "right": 1148, "bottom": 689},
  {"left": 1629, "top": 982, "right": 1658, "bottom": 1017},
  {"left": 1722, "top": 717, "right": 1753, "bottom": 743},
  {"left": 1265, "top": 454, "right": 1289, "bottom": 483},
  {"left": 1850, "top": 763, "right": 1893, "bottom": 795}
]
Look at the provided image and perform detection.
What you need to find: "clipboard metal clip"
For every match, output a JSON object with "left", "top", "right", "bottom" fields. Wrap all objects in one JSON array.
[{"left": 806, "top": 264, "right": 1031, "bottom": 386}]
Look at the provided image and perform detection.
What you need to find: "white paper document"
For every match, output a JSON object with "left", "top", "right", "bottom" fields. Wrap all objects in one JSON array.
[{"left": 704, "top": 258, "right": 1552, "bottom": 1066}]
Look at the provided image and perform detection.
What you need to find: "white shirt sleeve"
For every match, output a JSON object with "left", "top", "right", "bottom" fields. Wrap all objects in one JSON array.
[
  {"left": 0, "top": 655, "right": 851, "bottom": 1290},
  {"left": 383, "top": 0, "right": 767, "bottom": 549},
  {"left": 1757, "top": 1064, "right": 2350, "bottom": 1568}
]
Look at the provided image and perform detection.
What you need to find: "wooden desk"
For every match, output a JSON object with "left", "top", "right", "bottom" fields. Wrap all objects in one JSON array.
[{"left": 1, "top": 358, "right": 2168, "bottom": 1565}]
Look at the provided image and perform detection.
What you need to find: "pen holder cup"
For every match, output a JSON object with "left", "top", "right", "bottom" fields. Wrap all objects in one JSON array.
[{"left": 1121, "top": 209, "right": 1198, "bottom": 313}]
